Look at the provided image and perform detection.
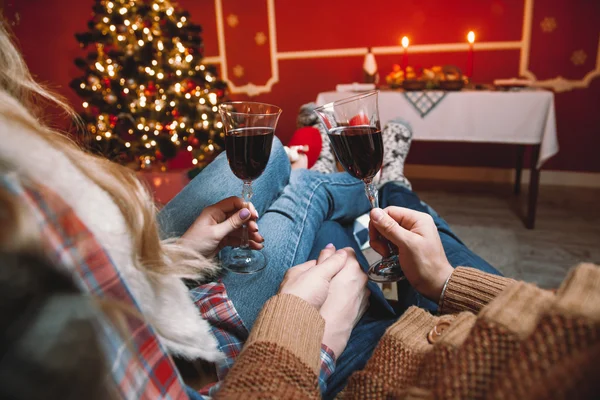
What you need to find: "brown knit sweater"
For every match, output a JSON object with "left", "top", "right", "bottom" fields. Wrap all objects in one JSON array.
[{"left": 214, "top": 265, "right": 600, "bottom": 399}]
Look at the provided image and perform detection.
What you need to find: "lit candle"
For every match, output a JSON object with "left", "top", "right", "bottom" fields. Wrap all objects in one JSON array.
[
  {"left": 467, "top": 31, "right": 475, "bottom": 78},
  {"left": 401, "top": 36, "right": 409, "bottom": 78}
]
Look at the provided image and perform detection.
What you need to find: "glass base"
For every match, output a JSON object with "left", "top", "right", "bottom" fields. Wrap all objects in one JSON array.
[
  {"left": 367, "top": 255, "right": 406, "bottom": 283},
  {"left": 222, "top": 248, "right": 267, "bottom": 274}
]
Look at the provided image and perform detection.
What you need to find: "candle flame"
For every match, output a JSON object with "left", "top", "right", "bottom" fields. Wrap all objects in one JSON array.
[
  {"left": 467, "top": 31, "right": 475, "bottom": 44},
  {"left": 401, "top": 36, "right": 409, "bottom": 48}
]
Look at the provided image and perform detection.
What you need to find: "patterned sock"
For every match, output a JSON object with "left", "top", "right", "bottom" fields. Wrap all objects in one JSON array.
[
  {"left": 297, "top": 102, "right": 337, "bottom": 174},
  {"left": 310, "top": 122, "right": 337, "bottom": 174},
  {"left": 379, "top": 119, "right": 413, "bottom": 189}
]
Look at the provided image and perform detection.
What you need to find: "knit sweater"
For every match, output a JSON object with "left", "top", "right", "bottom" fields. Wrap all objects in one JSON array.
[{"left": 215, "top": 265, "right": 600, "bottom": 399}]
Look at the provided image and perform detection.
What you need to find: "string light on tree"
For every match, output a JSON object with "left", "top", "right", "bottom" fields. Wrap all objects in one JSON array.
[{"left": 71, "top": 0, "right": 227, "bottom": 169}]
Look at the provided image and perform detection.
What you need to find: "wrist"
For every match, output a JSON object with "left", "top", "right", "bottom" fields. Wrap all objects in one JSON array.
[
  {"left": 321, "top": 323, "right": 351, "bottom": 359},
  {"left": 424, "top": 262, "right": 454, "bottom": 303}
]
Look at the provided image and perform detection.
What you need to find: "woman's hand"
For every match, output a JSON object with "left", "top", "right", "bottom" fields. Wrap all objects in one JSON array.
[
  {"left": 180, "top": 197, "right": 264, "bottom": 258},
  {"left": 369, "top": 207, "right": 453, "bottom": 303},
  {"left": 318, "top": 246, "right": 370, "bottom": 358},
  {"left": 278, "top": 245, "right": 348, "bottom": 310}
]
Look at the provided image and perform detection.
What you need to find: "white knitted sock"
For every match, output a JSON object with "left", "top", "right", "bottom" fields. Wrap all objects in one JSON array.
[{"left": 378, "top": 120, "right": 413, "bottom": 189}]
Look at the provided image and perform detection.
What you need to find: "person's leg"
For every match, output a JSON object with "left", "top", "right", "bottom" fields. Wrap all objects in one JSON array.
[
  {"left": 221, "top": 170, "right": 376, "bottom": 330},
  {"left": 157, "top": 137, "right": 291, "bottom": 238},
  {"left": 307, "top": 221, "right": 396, "bottom": 399}
]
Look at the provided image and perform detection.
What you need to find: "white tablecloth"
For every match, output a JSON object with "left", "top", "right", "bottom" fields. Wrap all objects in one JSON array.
[{"left": 316, "top": 90, "right": 558, "bottom": 168}]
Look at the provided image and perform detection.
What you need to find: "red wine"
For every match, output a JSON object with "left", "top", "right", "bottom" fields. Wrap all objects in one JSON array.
[
  {"left": 225, "top": 127, "right": 274, "bottom": 181},
  {"left": 328, "top": 126, "right": 383, "bottom": 180}
]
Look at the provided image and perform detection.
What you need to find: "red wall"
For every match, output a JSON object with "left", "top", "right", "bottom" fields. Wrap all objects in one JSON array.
[{"left": 7, "top": 0, "right": 600, "bottom": 172}]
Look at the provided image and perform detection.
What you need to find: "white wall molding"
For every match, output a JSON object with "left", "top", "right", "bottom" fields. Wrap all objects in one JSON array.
[{"left": 208, "top": 0, "right": 599, "bottom": 96}]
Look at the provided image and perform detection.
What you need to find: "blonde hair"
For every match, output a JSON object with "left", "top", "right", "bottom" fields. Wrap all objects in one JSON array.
[{"left": 0, "top": 19, "right": 214, "bottom": 278}]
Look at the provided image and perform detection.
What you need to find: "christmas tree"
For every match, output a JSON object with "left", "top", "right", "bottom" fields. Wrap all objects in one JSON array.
[{"left": 70, "top": 0, "right": 227, "bottom": 170}]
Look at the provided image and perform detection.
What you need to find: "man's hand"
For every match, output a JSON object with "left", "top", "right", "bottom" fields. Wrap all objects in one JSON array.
[
  {"left": 180, "top": 197, "right": 263, "bottom": 258},
  {"left": 369, "top": 207, "right": 453, "bottom": 302}
]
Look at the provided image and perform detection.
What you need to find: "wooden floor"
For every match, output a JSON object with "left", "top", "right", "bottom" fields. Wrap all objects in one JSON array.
[{"left": 408, "top": 179, "right": 600, "bottom": 288}]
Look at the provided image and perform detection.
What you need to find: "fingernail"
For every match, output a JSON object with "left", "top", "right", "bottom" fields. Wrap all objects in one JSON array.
[
  {"left": 325, "top": 243, "right": 334, "bottom": 249},
  {"left": 371, "top": 208, "right": 384, "bottom": 222},
  {"left": 239, "top": 208, "right": 251, "bottom": 220}
]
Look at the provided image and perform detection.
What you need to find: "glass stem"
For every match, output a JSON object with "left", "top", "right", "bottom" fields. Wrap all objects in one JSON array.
[
  {"left": 365, "top": 179, "right": 397, "bottom": 257},
  {"left": 240, "top": 181, "right": 253, "bottom": 250},
  {"left": 364, "top": 179, "right": 379, "bottom": 209}
]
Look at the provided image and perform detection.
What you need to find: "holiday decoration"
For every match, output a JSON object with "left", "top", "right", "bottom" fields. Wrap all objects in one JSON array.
[
  {"left": 466, "top": 31, "right": 475, "bottom": 78},
  {"left": 362, "top": 48, "right": 378, "bottom": 84},
  {"left": 70, "top": 0, "right": 228, "bottom": 169}
]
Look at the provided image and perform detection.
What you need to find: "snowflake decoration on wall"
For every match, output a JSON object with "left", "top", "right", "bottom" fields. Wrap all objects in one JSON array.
[
  {"left": 571, "top": 50, "right": 587, "bottom": 66},
  {"left": 227, "top": 14, "right": 239, "bottom": 28},
  {"left": 255, "top": 32, "right": 267, "bottom": 46},
  {"left": 540, "top": 17, "right": 557, "bottom": 33},
  {"left": 233, "top": 65, "right": 245, "bottom": 78}
]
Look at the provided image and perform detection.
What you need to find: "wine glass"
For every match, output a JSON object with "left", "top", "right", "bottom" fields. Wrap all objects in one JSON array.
[
  {"left": 314, "top": 91, "right": 405, "bottom": 282},
  {"left": 218, "top": 101, "right": 282, "bottom": 274}
]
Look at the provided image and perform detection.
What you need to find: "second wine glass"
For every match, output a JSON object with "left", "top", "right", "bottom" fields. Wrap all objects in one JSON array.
[
  {"left": 314, "top": 91, "right": 406, "bottom": 282},
  {"left": 219, "top": 101, "right": 282, "bottom": 274}
]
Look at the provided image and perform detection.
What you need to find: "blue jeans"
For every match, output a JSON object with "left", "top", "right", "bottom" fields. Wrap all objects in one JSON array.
[
  {"left": 158, "top": 138, "right": 392, "bottom": 330},
  {"left": 317, "top": 184, "right": 502, "bottom": 399}
]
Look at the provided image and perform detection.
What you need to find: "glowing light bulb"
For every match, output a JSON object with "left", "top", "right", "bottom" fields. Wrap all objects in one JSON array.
[
  {"left": 102, "top": 17, "right": 109, "bottom": 23},
  {"left": 117, "top": 35, "right": 125, "bottom": 41},
  {"left": 206, "top": 75, "right": 213, "bottom": 82},
  {"left": 180, "top": 122, "right": 186, "bottom": 128},
  {"left": 169, "top": 101, "right": 176, "bottom": 107},
  {"left": 187, "top": 146, "right": 193, "bottom": 151},
  {"left": 147, "top": 35, "right": 153, "bottom": 41},
  {"left": 150, "top": 140, "right": 156, "bottom": 146},
  {"left": 105, "top": 131, "right": 112, "bottom": 138},
  {"left": 177, "top": 22, "right": 183, "bottom": 28},
  {"left": 80, "top": 83, "right": 86, "bottom": 89},
  {"left": 95, "top": 62, "right": 105, "bottom": 72},
  {"left": 174, "top": 83, "right": 181, "bottom": 91},
  {"left": 208, "top": 93, "right": 217, "bottom": 105},
  {"left": 200, "top": 65, "right": 205, "bottom": 71},
  {"left": 145, "top": 143, "right": 151, "bottom": 148},
  {"left": 181, "top": 16, "right": 187, "bottom": 22},
  {"left": 168, "top": 58, "right": 174, "bottom": 65},
  {"left": 158, "top": 41, "right": 164, "bottom": 51},
  {"left": 119, "top": 7, "right": 127, "bottom": 14},
  {"left": 185, "top": 54, "right": 193, "bottom": 62},
  {"left": 138, "top": 40, "right": 144, "bottom": 46},
  {"left": 176, "top": 70, "right": 182, "bottom": 76},
  {"left": 154, "top": 130, "right": 159, "bottom": 135},
  {"left": 125, "top": 142, "right": 131, "bottom": 148},
  {"left": 208, "top": 144, "right": 214, "bottom": 151},
  {"left": 96, "top": 135, "right": 102, "bottom": 141},
  {"left": 124, "top": 20, "right": 130, "bottom": 26},
  {"left": 175, "top": 55, "right": 182, "bottom": 63},
  {"left": 123, "top": 88, "right": 129, "bottom": 94},
  {"left": 166, "top": 7, "right": 174, "bottom": 16},
  {"left": 152, "top": 60, "right": 158, "bottom": 66},
  {"left": 192, "top": 158, "right": 198, "bottom": 165},
  {"left": 137, "top": 123, "right": 144, "bottom": 130},
  {"left": 82, "top": 102, "right": 89, "bottom": 108},
  {"left": 132, "top": 24, "right": 138, "bottom": 30},
  {"left": 185, "top": 93, "right": 191, "bottom": 99},
  {"left": 144, "top": 126, "right": 150, "bottom": 132},
  {"left": 201, "top": 114, "right": 208, "bottom": 120},
  {"left": 156, "top": 105, "right": 162, "bottom": 111},
  {"left": 107, "top": 2, "right": 114, "bottom": 9},
  {"left": 152, "top": 3, "right": 159, "bottom": 11},
  {"left": 108, "top": 70, "right": 115, "bottom": 77},
  {"left": 212, "top": 106, "right": 218, "bottom": 112},
  {"left": 109, "top": 25, "right": 116, "bottom": 31},
  {"left": 157, "top": 72, "right": 164, "bottom": 79},
  {"left": 199, "top": 98, "right": 206, "bottom": 104},
  {"left": 142, "top": 134, "right": 148, "bottom": 140},
  {"left": 216, "top": 121, "right": 223, "bottom": 128},
  {"left": 189, "top": 128, "right": 194, "bottom": 133}
]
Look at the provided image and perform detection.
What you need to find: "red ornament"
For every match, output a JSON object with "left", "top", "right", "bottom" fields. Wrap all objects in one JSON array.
[
  {"left": 109, "top": 114, "right": 118, "bottom": 126},
  {"left": 155, "top": 151, "right": 164, "bottom": 161},
  {"left": 216, "top": 89, "right": 224, "bottom": 98},
  {"left": 191, "top": 137, "right": 199, "bottom": 146},
  {"left": 103, "top": 78, "right": 111, "bottom": 87},
  {"left": 171, "top": 109, "right": 179, "bottom": 118},
  {"left": 186, "top": 80, "right": 195, "bottom": 90}
]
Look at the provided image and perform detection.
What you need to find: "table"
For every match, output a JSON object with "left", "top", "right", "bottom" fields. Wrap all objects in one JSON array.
[{"left": 316, "top": 90, "right": 559, "bottom": 229}]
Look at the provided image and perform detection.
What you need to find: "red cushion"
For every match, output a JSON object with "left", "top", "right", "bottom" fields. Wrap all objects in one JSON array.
[{"left": 288, "top": 126, "right": 322, "bottom": 168}]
